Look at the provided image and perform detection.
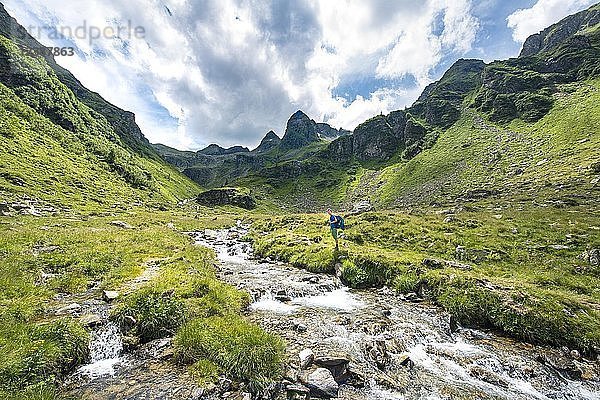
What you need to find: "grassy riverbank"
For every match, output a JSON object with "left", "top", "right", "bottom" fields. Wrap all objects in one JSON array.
[
  {"left": 0, "top": 208, "right": 282, "bottom": 399},
  {"left": 250, "top": 202, "right": 600, "bottom": 355}
]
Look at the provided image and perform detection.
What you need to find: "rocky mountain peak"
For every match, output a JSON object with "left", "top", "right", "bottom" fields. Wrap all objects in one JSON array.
[
  {"left": 197, "top": 143, "right": 249, "bottom": 156},
  {"left": 519, "top": 3, "right": 600, "bottom": 57},
  {"left": 253, "top": 130, "right": 281, "bottom": 153},
  {"left": 280, "top": 110, "right": 320, "bottom": 149}
]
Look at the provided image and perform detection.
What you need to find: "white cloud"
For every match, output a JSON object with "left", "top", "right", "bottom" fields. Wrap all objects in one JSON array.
[
  {"left": 3, "top": 0, "right": 480, "bottom": 150},
  {"left": 506, "top": 0, "right": 597, "bottom": 43}
]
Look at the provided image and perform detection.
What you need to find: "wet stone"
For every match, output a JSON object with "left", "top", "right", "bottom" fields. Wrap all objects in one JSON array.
[
  {"left": 286, "top": 383, "right": 310, "bottom": 400},
  {"left": 299, "top": 349, "right": 314, "bottom": 370},
  {"left": 80, "top": 313, "right": 102, "bottom": 328},
  {"left": 102, "top": 290, "right": 119, "bottom": 302},
  {"left": 303, "top": 368, "right": 339, "bottom": 398},
  {"left": 56, "top": 302, "right": 82, "bottom": 315}
]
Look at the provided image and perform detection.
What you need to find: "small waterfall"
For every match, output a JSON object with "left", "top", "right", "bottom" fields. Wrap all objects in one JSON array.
[{"left": 78, "top": 322, "right": 123, "bottom": 379}]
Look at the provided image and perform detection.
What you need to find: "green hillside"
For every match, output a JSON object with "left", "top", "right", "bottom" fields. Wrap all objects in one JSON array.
[
  {"left": 374, "top": 78, "right": 600, "bottom": 207},
  {"left": 0, "top": 35, "right": 199, "bottom": 211}
]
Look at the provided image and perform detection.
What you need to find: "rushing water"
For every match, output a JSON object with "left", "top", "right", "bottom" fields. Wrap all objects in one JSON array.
[
  {"left": 191, "top": 225, "right": 600, "bottom": 400},
  {"left": 63, "top": 224, "right": 599, "bottom": 399},
  {"left": 77, "top": 322, "right": 124, "bottom": 378}
]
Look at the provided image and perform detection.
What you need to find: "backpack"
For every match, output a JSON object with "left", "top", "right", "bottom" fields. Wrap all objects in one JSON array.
[{"left": 335, "top": 215, "right": 345, "bottom": 230}]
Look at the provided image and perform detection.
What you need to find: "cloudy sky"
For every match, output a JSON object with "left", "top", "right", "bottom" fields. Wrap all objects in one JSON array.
[{"left": 3, "top": 0, "right": 597, "bottom": 150}]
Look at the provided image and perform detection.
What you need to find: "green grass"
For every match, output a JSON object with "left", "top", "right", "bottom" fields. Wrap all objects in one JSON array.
[
  {"left": 174, "top": 315, "right": 285, "bottom": 391},
  {"left": 375, "top": 78, "right": 600, "bottom": 207},
  {"left": 0, "top": 35, "right": 200, "bottom": 211},
  {"left": 0, "top": 208, "right": 278, "bottom": 397},
  {"left": 249, "top": 205, "right": 600, "bottom": 353}
]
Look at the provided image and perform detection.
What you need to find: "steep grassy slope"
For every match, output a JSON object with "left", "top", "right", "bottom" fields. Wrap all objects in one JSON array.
[
  {"left": 374, "top": 79, "right": 600, "bottom": 207},
  {"left": 0, "top": 35, "right": 199, "bottom": 210},
  {"left": 0, "top": 3, "right": 157, "bottom": 156}
]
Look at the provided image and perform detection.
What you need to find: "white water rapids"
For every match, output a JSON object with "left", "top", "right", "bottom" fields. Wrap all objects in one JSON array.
[{"left": 191, "top": 225, "right": 600, "bottom": 400}]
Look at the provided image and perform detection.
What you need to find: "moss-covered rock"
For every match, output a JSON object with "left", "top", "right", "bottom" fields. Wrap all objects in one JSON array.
[{"left": 196, "top": 187, "right": 256, "bottom": 209}]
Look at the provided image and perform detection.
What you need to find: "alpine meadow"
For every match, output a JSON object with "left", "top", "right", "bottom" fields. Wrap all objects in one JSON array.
[{"left": 0, "top": 1, "right": 599, "bottom": 400}]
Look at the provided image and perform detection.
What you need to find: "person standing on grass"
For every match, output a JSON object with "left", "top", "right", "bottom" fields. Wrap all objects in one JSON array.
[{"left": 327, "top": 208, "right": 345, "bottom": 250}]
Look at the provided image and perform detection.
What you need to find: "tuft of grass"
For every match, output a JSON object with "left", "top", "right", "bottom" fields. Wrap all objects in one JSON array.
[
  {"left": 0, "top": 318, "right": 89, "bottom": 391},
  {"left": 113, "top": 287, "right": 186, "bottom": 343},
  {"left": 0, "top": 382, "right": 63, "bottom": 400},
  {"left": 188, "top": 359, "right": 221, "bottom": 387},
  {"left": 174, "top": 315, "right": 285, "bottom": 391}
]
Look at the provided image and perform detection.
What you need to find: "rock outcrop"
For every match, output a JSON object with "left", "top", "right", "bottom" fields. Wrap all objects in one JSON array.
[
  {"left": 280, "top": 110, "right": 321, "bottom": 150},
  {"left": 196, "top": 188, "right": 256, "bottom": 209},
  {"left": 520, "top": 4, "right": 600, "bottom": 57},
  {"left": 253, "top": 130, "right": 281, "bottom": 153},
  {"left": 197, "top": 144, "right": 250, "bottom": 156},
  {"left": 327, "top": 110, "right": 428, "bottom": 162}
]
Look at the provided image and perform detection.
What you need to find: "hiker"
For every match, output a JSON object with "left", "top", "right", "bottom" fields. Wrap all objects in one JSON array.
[{"left": 327, "top": 208, "right": 344, "bottom": 249}]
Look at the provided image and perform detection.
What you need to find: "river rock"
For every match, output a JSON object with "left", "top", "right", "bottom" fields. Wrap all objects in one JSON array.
[
  {"left": 398, "top": 354, "right": 414, "bottom": 369},
  {"left": 366, "top": 340, "right": 390, "bottom": 370},
  {"left": 110, "top": 220, "right": 134, "bottom": 229},
  {"left": 218, "top": 377, "right": 233, "bottom": 393},
  {"left": 314, "top": 355, "right": 350, "bottom": 381},
  {"left": 536, "top": 352, "right": 583, "bottom": 380},
  {"left": 56, "top": 302, "right": 82, "bottom": 315},
  {"left": 80, "top": 313, "right": 102, "bottom": 328},
  {"left": 304, "top": 368, "right": 339, "bottom": 398},
  {"left": 293, "top": 322, "right": 308, "bottom": 333},
  {"left": 102, "top": 290, "right": 120, "bottom": 302},
  {"left": 469, "top": 365, "right": 509, "bottom": 387},
  {"left": 275, "top": 289, "right": 292, "bottom": 302},
  {"left": 286, "top": 383, "right": 310, "bottom": 400},
  {"left": 299, "top": 349, "right": 315, "bottom": 369}
]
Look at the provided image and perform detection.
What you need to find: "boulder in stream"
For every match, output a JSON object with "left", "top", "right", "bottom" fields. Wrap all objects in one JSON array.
[
  {"left": 304, "top": 368, "right": 339, "bottom": 398},
  {"left": 536, "top": 352, "right": 583, "bottom": 380},
  {"left": 286, "top": 383, "right": 310, "bottom": 400},
  {"left": 299, "top": 349, "right": 315, "bottom": 370},
  {"left": 102, "top": 290, "right": 120, "bottom": 302},
  {"left": 79, "top": 313, "right": 102, "bottom": 328},
  {"left": 314, "top": 355, "right": 350, "bottom": 382}
]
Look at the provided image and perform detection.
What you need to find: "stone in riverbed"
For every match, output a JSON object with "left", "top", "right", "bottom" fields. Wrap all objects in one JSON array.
[
  {"left": 293, "top": 322, "right": 308, "bottom": 333},
  {"left": 299, "top": 348, "right": 314, "bottom": 370},
  {"left": 469, "top": 365, "right": 509, "bottom": 387},
  {"left": 314, "top": 355, "right": 350, "bottom": 381},
  {"left": 304, "top": 368, "right": 339, "bottom": 398},
  {"left": 398, "top": 354, "right": 414, "bottom": 369},
  {"left": 80, "top": 313, "right": 102, "bottom": 327},
  {"left": 56, "top": 302, "right": 82, "bottom": 315},
  {"left": 286, "top": 383, "right": 310, "bottom": 400},
  {"left": 102, "top": 290, "right": 120, "bottom": 302},
  {"left": 536, "top": 352, "right": 583, "bottom": 380}
]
